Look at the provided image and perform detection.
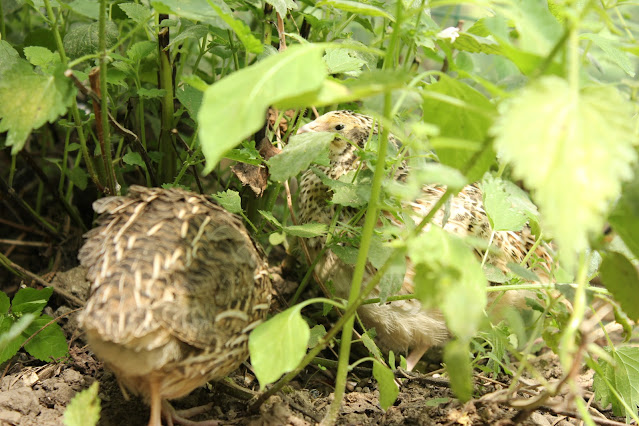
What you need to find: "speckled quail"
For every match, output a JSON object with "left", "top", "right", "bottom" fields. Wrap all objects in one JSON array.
[
  {"left": 78, "top": 186, "right": 271, "bottom": 425},
  {"left": 296, "top": 110, "right": 554, "bottom": 369}
]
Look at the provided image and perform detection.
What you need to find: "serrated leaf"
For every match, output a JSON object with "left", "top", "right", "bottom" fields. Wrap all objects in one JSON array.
[
  {"left": 308, "top": 324, "right": 326, "bottom": 348},
  {"left": 582, "top": 34, "right": 635, "bottom": 77},
  {"left": 122, "top": 152, "right": 145, "bottom": 167},
  {"left": 324, "top": 48, "right": 366, "bottom": 75},
  {"left": 206, "top": 2, "right": 263, "bottom": 54},
  {"left": 0, "top": 67, "right": 75, "bottom": 154},
  {"left": 198, "top": 44, "right": 327, "bottom": 173},
  {"left": 258, "top": 210, "right": 282, "bottom": 227},
  {"left": 63, "top": 21, "right": 118, "bottom": 58},
  {"left": 64, "top": 381, "right": 101, "bottom": 426},
  {"left": 265, "top": 0, "right": 297, "bottom": 18},
  {"left": 452, "top": 32, "right": 501, "bottom": 55},
  {"left": 0, "top": 40, "right": 28, "bottom": 77},
  {"left": 212, "top": 189, "right": 242, "bottom": 214},
  {"left": 318, "top": 0, "right": 394, "bottom": 21},
  {"left": 331, "top": 244, "right": 358, "bottom": 265},
  {"left": 23, "top": 315, "right": 69, "bottom": 361},
  {"left": 169, "top": 24, "right": 210, "bottom": 48},
  {"left": 593, "top": 346, "right": 639, "bottom": 420},
  {"left": 410, "top": 227, "right": 486, "bottom": 340},
  {"left": 127, "top": 41, "right": 156, "bottom": 62},
  {"left": 0, "top": 313, "right": 36, "bottom": 364},
  {"left": 482, "top": 173, "right": 538, "bottom": 232},
  {"left": 137, "top": 87, "right": 167, "bottom": 98},
  {"left": 422, "top": 75, "right": 496, "bottom": 182},
  {"left": 373, "top": 361, "right": 399, "bottom": 410},
  {"left": 66, "top": 167, "right": 88, "bottom": 190},
  {"left": 444, "top": 339, "right": 473, "bottom": 402},
  {"left": 176, "top": 84, "right": 203, "bottom": 120},
  {"left": 492, "top": 77, "right": 637, "bottom": 268},
  {"left": 118, "top": 3, "right": 152, "bottom": 23},
  {"left": 23, "top": 46, "right": 58, "bottom": 70},
  {"left": 609, "top": 170, "right": 639, "bottom": 260},
  {"left": 361, "top": 331, "right": 383, "bottom": 359},
  {"left": 599, "top": 251, "right": 639, "bottom": 321},
  {"left": 12, "top": 287, "right": 53, "bottom": 315},
  {"left": 267, "top": 132, "right": 334, "bottom": 182},
  {"left": 282, "top": 223, "right": 328, "bottom": 238},
  {"left": 249, "top": 305, "right": 310, "bottom": 387}
]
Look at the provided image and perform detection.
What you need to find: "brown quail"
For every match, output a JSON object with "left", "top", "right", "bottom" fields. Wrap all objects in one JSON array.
[
  {"left": 78, "top": 186, "right": 271, "bottom": 425},
  {"left": 296, "top": 110, "right": 554, "bottom": 369}
]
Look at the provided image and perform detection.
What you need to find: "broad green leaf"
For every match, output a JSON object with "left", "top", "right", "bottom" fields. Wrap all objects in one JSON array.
[
  {"left": 63, "top": 382, "right": 101, "bottom": 426},
  {"left": 168, "top": 24, "right": 210, "bottom": 48},
  {"left": 265, "top": 0, "right": 297, "bottom": 18},
  {"left": 311, "top": 168, "right": 372, "bottom": 208},
  {"left": 410, "top": 227, "right": 486, "bottom": 340},
  {"left": 66, "top": 167, "right": 88, "bottom": 190},
  {"left": 122, "top": 152, "right": 145, "bottom": 167},
  {"left": 599, "top": 251, "right": 639, "bottom": 321},
  {"left": 444, "top": 339, "right": 473, "bottom": 402},
  {"left": 118, "top": 3, "right": 153, "bottom": 23},
  {"left": 609, "top": 169, "right": 639, "bottom": 260},
  {"left": 0, "top": 40, "right": 27, "bottom": 77},
  {"left": 318, "top": 0, "right": 394, "bottom": 21},
  {"left": 199, "top": 44, "right": 327, "bottom": 174},
  {"left": 176, "top": 84, "right": 203, "bottom": 120},
  {"left": 0, "top": 67, "right": 75, "bottom": 154},
  {"left": 492, "top": 77, "right": 637, "bottom": 268},
  {"left": 67, "top": 0, "right": 99, "bottom": 19},
  {"left": 507, "top": 262, "right": 540, "bottom": 282},
  {"left": 63, "top": 21, "right": 118, "bottom": 58},
  {"left": 11, "top": 287, "right": 53, "bottom": 316},
  {"left": 282, "top": 223, "right": 328, "bottom": 238},
  {"left": 593, "top": 346, "right": 639, "bottom": 420},
  {"left": 324, "top": 48, "right": 366, "bottom": 75},
  {"left": 450, "top": 32, "right": 501, "bottom": 55},
  {"left": 207, "top": 2, "right": 263, "bottom": 54},
  {"left": 0, "top": 313, "right": 35, "bottom": 364},
  {"left": 127, "top": 41, "right": 156, "bottom": 62},
  {"left": 482, "top": 173, "right": 538, "bottom": 232},
  {"left": 23, "top": 46, "right": 59, "bottom": 70},
  {"left": 23, "top": 315, "right": 69, "bottom": 361},
  {"left": 372, "top": 361, "right": 399, "bottom": 410},
  {"left": 137, "top": 88, "right": 167, "bottom": 98},
  {"left": 267, "top": 132, "right": 334, "bottom": 182},
  {"left": 249, "top": 305, "right": 310, "bottom": 387},
  {"left": 310, "top": 70, "right": 409, "bottom": 107},
  {"left": 582, "top": 34, "right": 635, "bottom": 77},
  {"left": 212, "top": 189, "right": 242, "bottom": 214},
  {"left": 422, "top": 75, "right": 496, "bottom": 182},
  {"left": 0, "top": 291, "right": 9, "bottom": 314},
  {"left": 258, "top": 210, "right": 282, "bottom": 227},
  {"left": 307, "top": 324, "right": 326, "bottom": 348}
]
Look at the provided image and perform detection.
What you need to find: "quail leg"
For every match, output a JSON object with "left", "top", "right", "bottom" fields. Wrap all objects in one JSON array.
[
  {"left": 405, "top": 345, "right": 430, "bottom": 371},
  {"left": 162, "top": 401, "right": 219, "bottom": 426},
  {"left": 148, "top": 378, "right": 163, "bottom": 426}
]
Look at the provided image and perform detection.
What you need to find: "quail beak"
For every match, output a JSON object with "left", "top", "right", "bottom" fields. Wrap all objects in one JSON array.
[{"left": 296, "top": 122, "right": 314, "bottom": 134}]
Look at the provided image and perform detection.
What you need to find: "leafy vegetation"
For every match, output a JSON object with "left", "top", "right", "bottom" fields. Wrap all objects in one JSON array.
[{"left": 1, "top": 0, "right": 638, "bottom": 424}]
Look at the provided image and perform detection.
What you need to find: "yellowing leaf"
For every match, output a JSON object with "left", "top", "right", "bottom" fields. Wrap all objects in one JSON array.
[
  {"left": 64, "top": 382, "right": 101, "bottom": 426},
  {"left": 492, "top": 77, "right": 637, "bottom": 267}
]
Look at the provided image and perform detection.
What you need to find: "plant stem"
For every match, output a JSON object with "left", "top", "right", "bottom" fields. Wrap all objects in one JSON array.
[
  {"left": 99, "top": 0, "right": 116, "bottom": 194},
  {"left": 158, "top": 18, "right": 177, "bottom": 183}
]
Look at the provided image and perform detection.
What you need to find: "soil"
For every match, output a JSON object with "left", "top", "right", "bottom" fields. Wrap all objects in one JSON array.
[{"left": 0, "top": 265, "right": 627, "bottom": 426}]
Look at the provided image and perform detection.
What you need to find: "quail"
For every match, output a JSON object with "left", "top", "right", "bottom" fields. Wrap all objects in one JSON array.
[
  {"left": 296, "top": 110, "right": 554, "bottom": 369},
  {"left": 79, "top": 186, "right": 271, "bottom": 425}
]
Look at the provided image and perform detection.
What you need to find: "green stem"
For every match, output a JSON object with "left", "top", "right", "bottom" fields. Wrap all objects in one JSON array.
[
  {"left": 99, "top": 0, "right": 116, "bottom": 194},
  {"left": 0, "top": 0, "right": 5, "bottom": 40},
  {"left": 228, "top": 30, "right": 240, "bottom": 70}
]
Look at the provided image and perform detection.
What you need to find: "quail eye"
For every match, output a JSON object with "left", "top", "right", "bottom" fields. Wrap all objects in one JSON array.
[{"left": 335, "top": 124, "right": 345, "bottom": 131}]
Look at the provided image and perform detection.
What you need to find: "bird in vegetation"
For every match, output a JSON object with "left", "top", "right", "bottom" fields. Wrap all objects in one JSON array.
[
  {"left": 78, "top": 186, "right": 271, "bottom": 426},
  {"left": 296, "top": 110, "right": 555, "bottom": 369}
]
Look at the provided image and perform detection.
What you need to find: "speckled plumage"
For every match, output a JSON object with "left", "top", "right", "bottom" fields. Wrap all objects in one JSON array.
[
  {"left": 78, "top": 186, "right": 271, "bottom": 425},
  {"left": 297, "top": 111, "right": 554, "bottom": 367}
]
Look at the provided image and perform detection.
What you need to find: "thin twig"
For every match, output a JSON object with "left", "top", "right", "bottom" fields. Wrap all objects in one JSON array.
[{"left": 0, "top": 239, "right": 50, "bottom": 247}]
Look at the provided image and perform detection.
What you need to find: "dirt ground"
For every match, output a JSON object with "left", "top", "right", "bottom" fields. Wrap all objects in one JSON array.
[{"left": 0, "top": 266, "right": 628, "bottom": 426}]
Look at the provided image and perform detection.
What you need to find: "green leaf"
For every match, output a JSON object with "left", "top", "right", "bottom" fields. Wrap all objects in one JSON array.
[
  {"left": 310, "top": 70, "right": 409, "bottom": 107},
  {"left": 127, "top": 41, "right": 156, "bottom": 62},
  {"left": 492, "top": 77, "right": 637, "bottom": 268},
  {"left": 137, "top": 87, "right": 167, "bottom": 98},
  {"left": 593, "top": 346, "right": 639, "bottom": 420},
  {"left": 265, "top": 0, "right": 297, "bottom": 18},
  {"left": 0, "top": 313, "right": 35, "bottom": 364},
  {"left": 206, "top": 2, "right": 263, "bottom": 54},
  {"left": 64, "top": 381, "right": 101, "bottom": 426},
  {"left": 23, "top": 315, "right": 69, "bottom": 361},
  {"left": 198, "top": 44, "right": 327, "bottom": 173},
  {"left": 422, "top": 75, "right": 496, "bottom": 182},
  {"left": 282, "top": 223, "right": 328, "bottom": 238},
  {"left": 609, "top": 170, "right": 639, "bottom": 260},
  {"left": 0, "top": 40, "right": 29, "bottom": 77},
  {"left": 0, "top": 291, "right": 9, "bottom": 314},
  {"left": 23, "top": 46, "right": 59, "bottom": 70},
  {"left": 444, "top": 339, "right": 473, "bottom": 402},
  {"left": 66, "top": 167, "right": 88, "bottom": 190},
  {"left": 67, "top": 0, "right": 99, "bottom": 19},
  {"left": 122, "top": 152, "right": 145, "bottom": 167},
  {"left": 258, "top": 210, "right": 282, "bottom": 228},
  {"left": 63, "top": 21, "right": 118, "bottom": 58},
  {"left": 12, "top": 287, "right": 53, "bottom": 316},
  {"left": 318, "top": 0, "right": 394, "bottom": 21},
  {"left": 582, "top": 34, "right": 635, "bottom": 78},
  {"left": 307, "top": 324, "right": 326, "bottom": 348},
  {"left": 324, "top": 48, "right": 366, "bottom": 75},
  {"left": 118, "top": 3, "right": 153, "bottom": 24},
  {"left": 168, "top": 24, "right": 210, "bottom": 48},
  {"left": 410, "top": 227, "right": 486, "bottom": 340},
  {"left": 482, "top": 173, "right": 538, "bottom": 232},
  {"left": 151, "top": 0, "right": 229, "bottom": 27},
  {"left": 0, "top": 67, "right": 75, "bottom": 154},
  {"left": 599, "top": 252, "right": 639, "bottom": 321},
  {"left": 507, "top": 262, "right": 540, "bottom": 282},
  {"left": 212, "top": 189, "right": 242, "bottom": 214},
  {"left": 176, "top": 84, "right": 203, "bottom": 120},
  {"left": 266, "top": 132, "right": 334, "bottom": 182},
  {"left": 249, "top": 305, "right": 310, "bottom": 387},
  {"left": 372, "top": 361, "right": 399, "bottom": 410}
]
